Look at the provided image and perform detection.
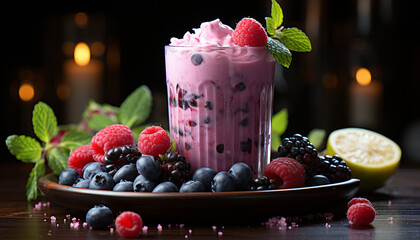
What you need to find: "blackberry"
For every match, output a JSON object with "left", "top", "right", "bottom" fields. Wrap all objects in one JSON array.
[
  {"left": 276, "top": 133, "right": 319, "bottom": 178},
  {"left": 249, "top": 176, "right": 278, "bottom": 191},
  {"left": 159, "top": 152, "right": 192, "bottom": 187},
  {"left": 316, "top": 155, "right": 352, "bottom": 183},
  {"left": 104, "top": 145, "right": 141, "bottom": 176}
]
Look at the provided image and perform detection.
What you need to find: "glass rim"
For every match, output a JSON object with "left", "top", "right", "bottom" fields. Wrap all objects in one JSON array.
[{"left": 165, "top": 45, "right": 268, "bottom": 50}]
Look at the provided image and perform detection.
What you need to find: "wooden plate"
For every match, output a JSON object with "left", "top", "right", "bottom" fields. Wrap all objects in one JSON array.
[{"left": 38, "top": 174, "right": 359, "bottom": 223}]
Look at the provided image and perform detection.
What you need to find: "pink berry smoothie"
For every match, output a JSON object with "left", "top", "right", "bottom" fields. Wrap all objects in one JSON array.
[{"left": 165, "top": 19, "right": 275, "bottom": 176}]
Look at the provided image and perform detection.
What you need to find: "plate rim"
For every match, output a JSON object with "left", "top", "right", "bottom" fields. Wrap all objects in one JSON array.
[{"left": 38, "top": 173, "right": 360, "bottom": 199}]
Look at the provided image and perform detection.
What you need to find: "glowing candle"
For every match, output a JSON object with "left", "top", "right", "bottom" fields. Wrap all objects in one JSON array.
[
  {"left": 63, "top": 42, "right": 102, "bottom": 123},
  {"left": 349, "top": 68, "right": 383, "bottom": 127}
]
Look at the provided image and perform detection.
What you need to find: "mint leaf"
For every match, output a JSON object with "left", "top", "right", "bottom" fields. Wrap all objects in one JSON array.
[
  {"left": 308, "top": 128, "right": 326, "bottom": 150},
  {"left": 6, "top": 135, "right": 43, "bottom": 163},
  {"left": 277, "top": 27, "right": 312, "bottom": 52},
  {"left": 271, "top": 108, "right": 288, "bottom": 150},
  {"left": 265, "top": 17, "right": 276, "bottom": 36},
  {"left": 32, "top": 102, "right": 57, "bottom": 143},
  {"left": 26, "top": 159, "right": 45, "bottom": 201},
  {"left": 271, "top": 0, "right": 283, "bottom": 28},
  {"left": 271, "top": 134, "right": 281, "bottom": 151},
  {"left": 266, "top": 37, "right": 292, "bottom": 68},
  {"left": 46, "top": 148, "right": 68, "bottom": 174},
  {"left": 59, "top": 130, "right": 92, "bottom": 152},
  {"left": 82, "top": 100, "right": 118, "bottom": 122},
  {"left": 118, "top": 85, "right": 153, "bottom": 128},
  {"left": 272, "top": 108, "right": 288, "bottom": 136},
  {"left": 88, "top": 114, "right": 116, "bottom": 131}
]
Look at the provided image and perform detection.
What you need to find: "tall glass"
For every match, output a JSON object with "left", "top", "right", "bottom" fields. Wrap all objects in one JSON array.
[{"left": 165, "top": 45, "right": 275, "bottom": 176}]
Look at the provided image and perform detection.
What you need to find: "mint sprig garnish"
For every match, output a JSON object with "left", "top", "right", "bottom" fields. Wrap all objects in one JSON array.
[
  {"left": 6, "top": 102, "right": 92, "bottom": 201},
  {"left": 6, "top": 85, "right": 154, "bottom": 201},
  {"left": 265, "top": 0, "right": 312, "bottom": 68}
]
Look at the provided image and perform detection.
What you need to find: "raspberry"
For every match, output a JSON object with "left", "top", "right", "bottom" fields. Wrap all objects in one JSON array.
[
  {"left": 232, "top": 18, "right": 267, "bottom": 47},
  {"left": 90, "top": 124, "right": 134, "bottom": 163},
  {"left": 67, "top": 145, "right": 95, "bottom": 176},
  {"left": 348, "top": 197, "right": 373, "bottom": 208},
  {"left": 115, "top": 211, "right": 143, "bottom": 238},
  {"left": 264, "top": 157, "right": 306, "bottom": 189},
  {"left": 138, "top": 126, "right": 171, "bottom": 158},
  {"left": 347, "top": 203, "right": 376, "bottom": 225}
]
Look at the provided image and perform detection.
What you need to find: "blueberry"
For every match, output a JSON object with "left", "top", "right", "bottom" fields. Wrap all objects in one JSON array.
[
  {"left": 216, "top": 144, "right": 224, "bottom": 153},
  {"left": 192, "top": 167, "right": 217, "bottom": 191},
  {"left": 152, "top": 181, "right": 179, "bottom": 192},
  {"left": 211, "top": 171, "right": 236, "bottom": 192},
  {"left": 136, "top": 155, "right": 161, "bottom": 181},
  {"left": 133, "top": 175, "right": 157, "bottom": 192},
  {"left": 185, "top": 143, "right": 192, "bottom": 151},
  {"left": 191, "top": 54, "right": 203, "bottom": 66},
  {"left": 229, "top": 162, "right": 252, "bottom": 190},
  {"left": 89, "top": 172, "right": 115, "bottom": 190},
  {"left": 234, "top": 82, "right": 246, "bottom": 91},
  {"left": 205, "top": 101, "right": 214, "bottom": 110},
  {"left": 58, "top": 169, "right": 80, "bottom": 186},
  {"left": 113, "top": 180, "right": 134, "bottom": 191},
  {"left": 239, "top": 118, "right": 249, "bottom": 127},
  {"left": 240, "top": 139, "right": 252, "bottom": 154},
  {"left": 83, "top": 162, "right": 106, "bottom": 180},
  {"left": 180, "top": 180, "right": 205, "bottom": 192},
  {"left": 203, "top": 117, "right": 211, "bottom": 124},
  {"left": 73, "top": 178, "right": 90, "bottom": 188},
  {"left": 86, "top": 205, "right": 114, "bottom": 229},
  {"left": 306, "top": 175, "right": 331, "bottom": 186},
  {"left": 113, "top": 163, "right": 138, "bottom": 183}
]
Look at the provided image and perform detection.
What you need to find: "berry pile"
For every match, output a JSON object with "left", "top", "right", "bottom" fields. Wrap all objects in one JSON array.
[
  {"left": 273, "top": 133, "right": 352, "bottom": 186},
  {"left": 61, "top": 124, "right": 259, "bottom": 192},
  {"left": 61, "top": 126, "right": 352, "bottom": 193}
]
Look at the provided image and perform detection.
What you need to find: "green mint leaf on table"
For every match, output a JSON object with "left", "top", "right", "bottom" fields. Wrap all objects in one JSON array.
[
  {"left": 32, "top": 102, "right": 57, "bottom": 143},
  {"left": 26, "top": 159, "right": 45, "bottom": 201},
  {"left": 46, "top": 148, "right": 68, "bottom": 175},
  {"left": 5, "top": 135, "right": 43, "bottom": 163},
  {"left": 271, "top": 108, "right": 288, "bottom": 150},
  {"left": 266, "top": 37, "right": 292, "bottom": 68},
  {"left": 59, "top": 130, "right": 92, "bottom": 152},
  {"left": 308, "top": 128, "right": 326, "bottom": 150},
  {"left": 88, "top": 114, "right": 116, "bottom": 131},
  {"left": 118, "top": 85, "right": 153, "bottom": 128},
  {"left": 276, "top": 27, "right": 312, "bottom": 52}
]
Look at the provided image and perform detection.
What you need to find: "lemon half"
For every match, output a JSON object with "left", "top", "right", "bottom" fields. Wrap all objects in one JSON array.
[{"left": 326, "top": 128, "right": 401, "bottom": 192}]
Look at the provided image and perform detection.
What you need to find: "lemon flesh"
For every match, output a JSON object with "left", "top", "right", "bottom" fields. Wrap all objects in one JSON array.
[{"left": 326, "top": 128, "right": 401, "bottom": 192}]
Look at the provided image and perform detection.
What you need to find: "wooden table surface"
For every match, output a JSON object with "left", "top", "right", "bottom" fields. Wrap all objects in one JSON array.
[{"left": 1, "top": 161, "right": 420, "bottom": 240}]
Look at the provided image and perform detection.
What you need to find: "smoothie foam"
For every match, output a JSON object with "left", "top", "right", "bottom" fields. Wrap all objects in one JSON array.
[{"left": 166, "top": 19, "right": 275, "bottom": 175}]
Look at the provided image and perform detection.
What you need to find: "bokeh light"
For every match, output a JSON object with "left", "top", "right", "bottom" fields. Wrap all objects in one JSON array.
[
  {"left": 74, "top": 42, "right": 90, "bottom": 66},
  {"left": 356, "top": 68, "right": 372, "bottom": 86},
  {"left": 19, "top": 83, "right": 34, "bottom": 102}
]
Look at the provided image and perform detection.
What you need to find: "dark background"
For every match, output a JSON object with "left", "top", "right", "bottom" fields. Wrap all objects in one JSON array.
[{"left": 2, "top": 0, "right": 419, "bottom": 163}]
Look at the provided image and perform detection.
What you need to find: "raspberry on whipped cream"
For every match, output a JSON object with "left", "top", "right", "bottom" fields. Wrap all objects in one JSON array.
[{"left": 170, "top": 19, "right": 235, "bottom": 47}]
